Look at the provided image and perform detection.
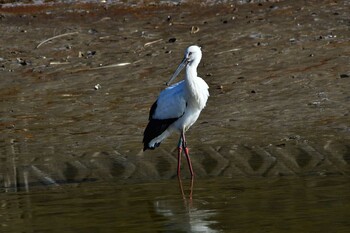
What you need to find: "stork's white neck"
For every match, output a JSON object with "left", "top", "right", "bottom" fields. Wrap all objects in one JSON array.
[
  {"left": 184, "top": 63, "right": 205, "bottom": 109},
  {"left": 186, "top": 62, "right": 198, "bottom": 78}
]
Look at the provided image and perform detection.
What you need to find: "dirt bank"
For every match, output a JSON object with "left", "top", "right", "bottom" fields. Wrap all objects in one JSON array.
[{"left": 0, "top": 0, "right": 349, "bottom": 190}]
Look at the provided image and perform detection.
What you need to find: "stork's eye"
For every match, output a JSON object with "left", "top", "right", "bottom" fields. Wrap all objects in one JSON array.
[{"left": 188, "top": 52, "right": 192, "bottom": 56}]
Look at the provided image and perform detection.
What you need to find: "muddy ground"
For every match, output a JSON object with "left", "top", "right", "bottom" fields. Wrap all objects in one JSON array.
[{"left": 0, "top": 0, "right": 349, "bottom": 190}]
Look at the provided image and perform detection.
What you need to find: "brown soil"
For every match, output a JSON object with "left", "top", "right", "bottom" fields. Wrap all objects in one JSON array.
[{"left": 0, "top": 0, "right": 349, "bottom": 189}]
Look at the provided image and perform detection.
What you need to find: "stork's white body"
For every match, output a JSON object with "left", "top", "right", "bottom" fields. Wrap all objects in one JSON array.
[
  {"left": 149, "top": 75, "right": 209, "bottom": 148},
  {"left": 143, "top": 45, "right": 209, "bottom": 176}
]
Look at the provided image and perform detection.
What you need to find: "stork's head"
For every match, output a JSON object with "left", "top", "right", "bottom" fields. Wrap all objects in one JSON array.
[
  {"left": 166, "top": 45, "right": 202, "bottom": 86},
  {"left": 184, "top": 45, "right": 202, "bottom": 65}
]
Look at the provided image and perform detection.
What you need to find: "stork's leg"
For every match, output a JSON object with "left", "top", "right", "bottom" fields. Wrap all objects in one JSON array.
[
  {"left": 181, "top": 131, "right": 194, "bottom": 177},
  {"left": 177, "top": 136, "right": 183, "bottom": 176}
]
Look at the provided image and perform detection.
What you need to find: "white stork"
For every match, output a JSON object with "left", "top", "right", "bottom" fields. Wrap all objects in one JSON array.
[{"left": 143, "top": 45, "right": 209, "bottom": 177}]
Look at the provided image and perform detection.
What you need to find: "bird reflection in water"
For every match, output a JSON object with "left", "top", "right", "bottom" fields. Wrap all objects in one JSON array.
[
  {"left": 178, "top": 176, "right": 194, "bottom": 204},
  {"left": 153, "top": 177, "right": 219, "bottom": 233}
]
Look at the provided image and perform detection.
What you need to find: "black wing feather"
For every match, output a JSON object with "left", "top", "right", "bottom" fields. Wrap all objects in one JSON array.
[{"left": 143, "top": 101, "right": 179, "bottom": 151}]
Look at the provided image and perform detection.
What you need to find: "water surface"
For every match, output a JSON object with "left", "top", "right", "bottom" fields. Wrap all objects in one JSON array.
[{"left": 1, "top": 176, "right": 349, "bottom": 232}]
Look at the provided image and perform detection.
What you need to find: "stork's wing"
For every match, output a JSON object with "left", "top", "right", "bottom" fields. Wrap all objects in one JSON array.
[{"left": 151, "top": 80, "right": 186, "bottom": 120}]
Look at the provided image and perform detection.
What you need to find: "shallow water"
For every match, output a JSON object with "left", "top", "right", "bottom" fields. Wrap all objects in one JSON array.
[{"left": 1, "top": 176, "right": 350, "bottom": 232}]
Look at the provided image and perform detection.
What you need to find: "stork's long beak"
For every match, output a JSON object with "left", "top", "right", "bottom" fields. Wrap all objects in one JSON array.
[{"left": 166, "top": 57, "right": 188, "bottom": 86}]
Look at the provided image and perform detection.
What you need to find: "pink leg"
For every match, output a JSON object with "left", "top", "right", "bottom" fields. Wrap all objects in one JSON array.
[
  {"left": 182, "top": 132, "right": 195, "bottom": 177},
  {"left": 177, "top": 136, "right": 183, "bottom": 177},
  {"left": 183, "top": 146, "right": 194, "bottom": 177},
  {"left": 177, "top": 146, "right": 182, "bottom": 176}
]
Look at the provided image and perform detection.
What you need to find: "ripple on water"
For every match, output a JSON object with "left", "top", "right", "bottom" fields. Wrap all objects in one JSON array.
[{"left": 0, "top": 176, "right": 350, "bottom": 232}]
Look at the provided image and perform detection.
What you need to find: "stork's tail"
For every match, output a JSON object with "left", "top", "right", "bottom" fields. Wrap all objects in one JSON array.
[{"left": 143, "top": 118, "right": 177, "bottom": 151}]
